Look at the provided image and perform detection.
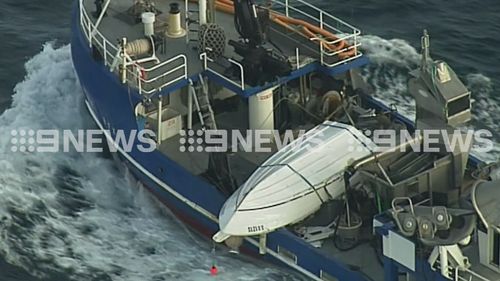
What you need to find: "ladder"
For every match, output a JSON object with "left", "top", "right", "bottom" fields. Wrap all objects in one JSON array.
[
  {"left": 185, "top": 0, "right": 200, "bottom": 44},
  {"left": 189, "top": 75, "right": 217, "bottom": 130}
]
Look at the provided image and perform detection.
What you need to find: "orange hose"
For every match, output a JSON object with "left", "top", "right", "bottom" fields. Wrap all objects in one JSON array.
[{"left": 192, "top": 0, "right": 356, "bottom": 59}]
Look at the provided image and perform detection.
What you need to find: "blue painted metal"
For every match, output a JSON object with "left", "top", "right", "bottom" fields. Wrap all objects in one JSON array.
[
  {"left": 71, "top": 1, "right": 483, "bottom": 280},
  {"left": 205, "top": 58, "right": 370, "bottom": 98},
  {"left": 361, "top": 94, "right": 482, "bottom": 168},
  {"left": 383, "top": 257, "right": 399, "bottom": 281},
  {"left": 71, "top": 3, "right": 372, "bottom": 281}
]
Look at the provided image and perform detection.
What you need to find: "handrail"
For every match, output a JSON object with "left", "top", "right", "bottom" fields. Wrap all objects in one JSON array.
[
  {"left": 137, "top": 54, "right": 188, "bottom": 94},
  {"left": 278, "top": 0, "right": 359, "bottom": 32},
  {"left": 454, "top": 267, "right": 490, "bottom": 281},
  {"left": 79, "top": 0, "right": 188, "bottom": 95},
  {"left": 309, "top": 31, "right": 360, "bottom": 46},
  {"left": 141, "top": 54, "right": 187, "bottom": 73},
  {"left": 268, "top": 0, "right": 362, "bottom": 68},
  {"left": 79, "top": 0, "right": 361, "bottom": 95},
  {"left": 201, "top": 52, "right": 246, "bottom": 90},
  {"left": 203, "top": 0, "right": 362, "bottom": 88},
  {"left": 228, "top": 58, "right": 245, "bottom": 89}
]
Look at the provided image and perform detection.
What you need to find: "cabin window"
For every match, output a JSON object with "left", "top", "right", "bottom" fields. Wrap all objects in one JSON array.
[
  {"left": 277, "top": 246, "right": 297, "bottom": 264},
  {"left": 320, "top": 270, "right": 339, "bottom": 281},
  {"left": 447, "top": 95, "right": 470, "bottom": 117}
]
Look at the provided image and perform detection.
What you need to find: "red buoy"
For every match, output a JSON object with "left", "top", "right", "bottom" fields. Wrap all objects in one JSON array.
[{"left": 210, "top": 265, "right": 218, "bottom": 276}]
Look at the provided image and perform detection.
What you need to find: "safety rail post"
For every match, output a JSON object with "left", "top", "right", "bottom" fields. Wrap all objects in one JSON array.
[
  {"left": 91, "top": 0, "right": 111, "bottom": 38},
  {"left": 200, "top": 53, "right": 208, "bottom": 70},
  {"left": 353, "top": 30, "right": 358, "bottom": 56},
  {"left": 157, "top": 97, "right": 163, "bottom": 145},
  {"left": 228, "top": 58, "right": 245, "bottom": 90},
  {"left": 87, "top": 20, "right": 92, "bottom": 47},
  {"left": 137, "top": 67, "right": 143, "bottom": 94},
  {"left": 319, "top": 11, "right": 323, "bottom": 30},
  {"left": 295, "top": 48, "right": 300, "bottom": 69},
  {"left": 103, "top": 40, "right": 107, "bottom": 66},
  {"left": 319, "top": 42, "right": 324, "bottom": 66},
  {"left": 79, "top": 0, "right": 84, "bottom": 30},
  {"left": 285, "top": 0, "right": 289, "bottom": 17}
]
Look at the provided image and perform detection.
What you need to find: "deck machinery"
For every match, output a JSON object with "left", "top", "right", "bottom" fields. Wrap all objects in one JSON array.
[{"left": 72, "top": 0, "right": 500, "bottom": 280}]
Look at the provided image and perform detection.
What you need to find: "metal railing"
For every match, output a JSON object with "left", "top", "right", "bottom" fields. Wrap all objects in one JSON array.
[
  {"left": 455, "top": 267, "right": 491, "bottom": 281},
  {"left": 79, "top": 0, "right": 119, "bottom": 68},
  {"left": 79, "top": 0, "right": 361, "bottom": 94},
  {"left": 199, "top": 0, "right": 363, "bottom": 90},
  {"left": 79, "top": 0, "right": 188, "bottom": 95},
  {"left": 200, "top": 52, "right": 247, "bottom": 90},
  {"left": 136, "top": 55, "right": 188, "bottom": 94},
  {"left": 271, "top": 0, "right": 363, "bottom": 67}
]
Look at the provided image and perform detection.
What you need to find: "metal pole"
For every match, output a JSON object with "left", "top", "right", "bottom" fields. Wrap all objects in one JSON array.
[
  {"left": 188, "top": 86, "right": 193, "bottom": 130},
  {"left": 91, "top": 0, "right": 111, "bottom": 38},
  {"left": 157, "top": 97, "right": 163, "bottom": 145},
  {"left": 319, "top": 11, "right": 324, "bottom": 30},
  {"left": 199, "top": 0, "right": 207, "bottom": 25},
  {"left": 103, "top": 41, "right": 107, "bottom": 66},
  {"left": 120, "top": 38, "right": 127, "bottom": 84}
]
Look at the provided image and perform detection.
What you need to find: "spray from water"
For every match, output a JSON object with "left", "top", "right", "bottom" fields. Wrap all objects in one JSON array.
[
  {"left": 1, "top": 35, "right": 497, "bottom": 280},
  {"left": 0, "top": 44, "right": 302, "bottom": 281},
  {"left": 359, "top": 35, "right": 500, "bottom": 162}
]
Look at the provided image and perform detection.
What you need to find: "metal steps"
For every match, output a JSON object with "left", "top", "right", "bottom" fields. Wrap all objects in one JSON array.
[{"left": 189, "top": 75, "right": 217, "bottom": 130}]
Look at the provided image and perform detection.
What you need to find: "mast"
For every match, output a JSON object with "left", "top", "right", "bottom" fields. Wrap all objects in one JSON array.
[{"left": 420, "top": 29, "right": 430, "bottom": 69}]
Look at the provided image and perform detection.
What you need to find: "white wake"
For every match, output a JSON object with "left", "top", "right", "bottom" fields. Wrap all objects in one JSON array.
[
  {"left": 359, "top": 35, "right": 500, "bottom": 162},
  {"left": 0, "top": 36, "right": 497, "bottom": 281},
  {"left": 0, "top": 44, "right": 301, "bottom": 281}
]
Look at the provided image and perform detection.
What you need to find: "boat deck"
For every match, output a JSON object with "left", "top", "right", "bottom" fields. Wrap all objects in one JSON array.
[
  {"left": 80, "top": 0, "right": 364, "bottom": 96},
  {"left": 156, "top": 102, "right": 277, "bottom": 185},
  {"left": 293, "top": 220, "right": 499, "bottom": 281}
]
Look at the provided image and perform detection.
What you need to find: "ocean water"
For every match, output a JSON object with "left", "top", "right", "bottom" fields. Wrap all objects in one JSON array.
[{"left": 0, "top": 0, "right": 498, "bottom": 280}]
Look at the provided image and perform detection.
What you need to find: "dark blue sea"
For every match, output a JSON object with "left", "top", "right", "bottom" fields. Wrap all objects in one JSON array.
[{"left": 0, "top": 0, "right": 499, "bottom": 280}]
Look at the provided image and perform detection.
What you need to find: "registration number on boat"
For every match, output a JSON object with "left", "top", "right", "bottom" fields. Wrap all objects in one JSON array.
[{"left": 248, "top": 225, "right": 265, "bottom": 233}]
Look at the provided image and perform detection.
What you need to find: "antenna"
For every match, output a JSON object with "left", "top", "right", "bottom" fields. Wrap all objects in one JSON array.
[{"left": 421, "top": 29, "right": 430, "bottom": 69}]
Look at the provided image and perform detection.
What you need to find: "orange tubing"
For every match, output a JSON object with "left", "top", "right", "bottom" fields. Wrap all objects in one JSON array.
[{"left": 191, "top": 0, "right": 356, "bottom": 59}]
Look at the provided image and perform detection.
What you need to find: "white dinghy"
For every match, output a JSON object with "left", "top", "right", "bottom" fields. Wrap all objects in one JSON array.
[{"left": 213, "top": 121, "right": 377, "bottom": 242}]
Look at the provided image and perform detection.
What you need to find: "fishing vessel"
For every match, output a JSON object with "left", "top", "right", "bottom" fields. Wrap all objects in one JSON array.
[{"left": 71, "top": 0, "right": 500, "bottom": 280}]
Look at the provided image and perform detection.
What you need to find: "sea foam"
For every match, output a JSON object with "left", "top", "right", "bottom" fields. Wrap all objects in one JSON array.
[{"left": 0, "top": 44, "right": 301, "bottom": 281}]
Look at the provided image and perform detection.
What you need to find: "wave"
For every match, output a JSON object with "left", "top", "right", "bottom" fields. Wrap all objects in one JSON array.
[
  {"left": 359, "top": 35, "right": 500, "bottom": 163},
  {"left": 2, "top": 35, "right": 497, "bottom": 281},
  {"left": 0, "top": 44, "right": 302, "bottom": 281}
]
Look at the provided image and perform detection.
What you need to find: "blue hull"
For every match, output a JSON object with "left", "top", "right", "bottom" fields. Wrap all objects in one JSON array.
[{"left": 70, "top": 2, "right": 469, "bottom": 280}]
